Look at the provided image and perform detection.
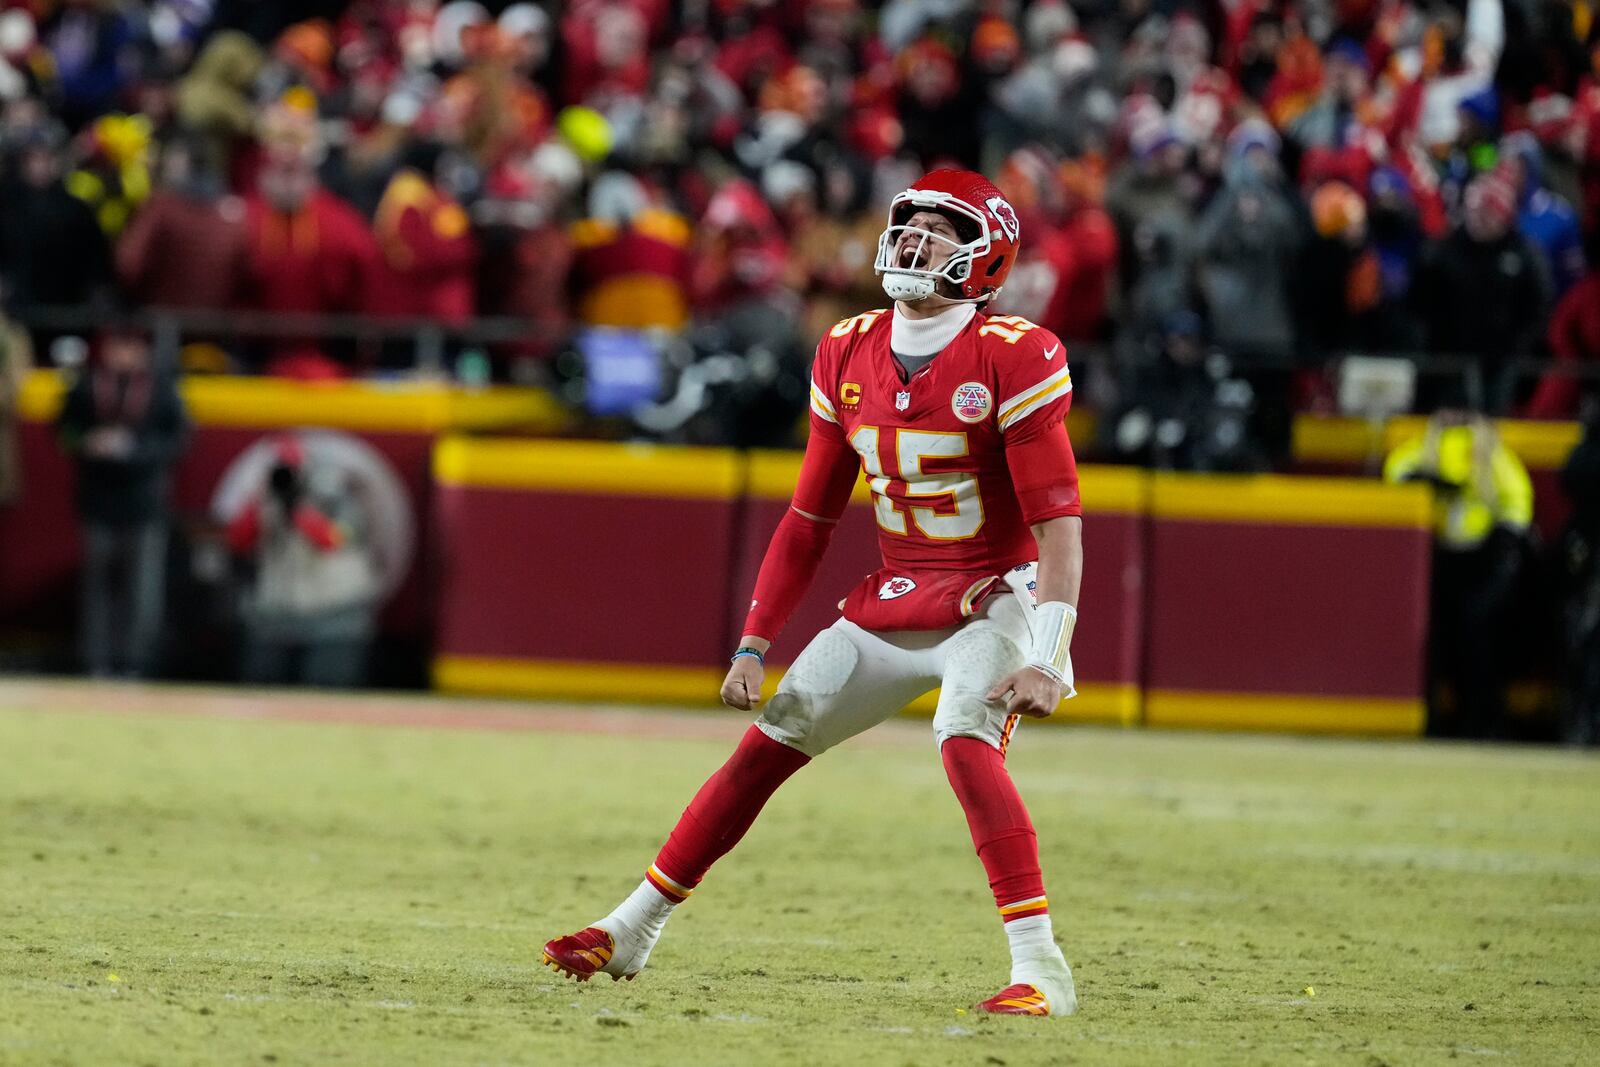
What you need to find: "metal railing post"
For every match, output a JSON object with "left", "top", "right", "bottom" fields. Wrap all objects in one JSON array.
[
  {"left": 415, "top": 325, "right": 446, "bottom": 376},
  {"left": 153, "top": 311, "right": 182, "bottom": 374}
]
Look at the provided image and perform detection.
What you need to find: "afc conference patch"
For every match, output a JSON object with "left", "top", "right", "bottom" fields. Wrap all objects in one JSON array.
[{"left": 951, "top": 382, "right": 992, "bottom": 423}]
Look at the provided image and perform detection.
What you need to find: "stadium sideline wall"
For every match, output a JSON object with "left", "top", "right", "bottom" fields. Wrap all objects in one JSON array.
[
  {"left": 13, "top": 371, "right": 1582, "bottom": 735},
  {"left": 432, "top": 437, "right": 1433, "bottom": 736}
]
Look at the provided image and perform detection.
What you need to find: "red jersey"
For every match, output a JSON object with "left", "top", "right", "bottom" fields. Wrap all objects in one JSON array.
[
  {"left": 741, "top": 306, "right": 1082, "bottom": 642},
  {"left": 810, "top": 306, "right": 1079, "bottom": 571}
]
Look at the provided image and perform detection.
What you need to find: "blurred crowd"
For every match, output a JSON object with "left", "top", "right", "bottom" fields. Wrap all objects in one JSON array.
[{"left": 0, "top": 0, "right": 1598, "bottom": 453}]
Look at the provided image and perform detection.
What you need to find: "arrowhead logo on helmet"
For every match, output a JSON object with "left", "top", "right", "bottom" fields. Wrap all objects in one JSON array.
[
  {"left": 874, "top": 168, "right": 1021, "bottom": 305},
  {"left": 985, "top": 196, "right": 1020, "bottom": 242}
]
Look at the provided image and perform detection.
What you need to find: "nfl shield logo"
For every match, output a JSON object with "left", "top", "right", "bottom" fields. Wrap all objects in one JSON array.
[{"left": 895, "top": 391, "right": 911, "bottom": 411}]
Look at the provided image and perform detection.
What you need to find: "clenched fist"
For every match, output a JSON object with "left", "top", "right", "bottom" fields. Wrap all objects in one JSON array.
[
  {"left": 720, "top": 656, "right": 765, "bottom": 711},
  {"left": 986, "top": 665, "right": 1063, "bottom": 719}
]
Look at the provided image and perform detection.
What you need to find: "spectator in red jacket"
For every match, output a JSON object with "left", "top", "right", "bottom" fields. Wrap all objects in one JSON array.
[
  {"left": 569, "top": 171, "right": 692, "bottom": 331},
  {"left": 559, "top": 0, "right": 653, "bottom": 107},
  {"left": 367, "top": 141, "right": 478, "bottom": 326},
  {"left": 1049, "top": 156, "right": 1118, "bottom": 341},
  {"left": 691, "top": 179, "right": 791, "bottom": 316},
  {"left": 992, "top": 148, "right": 1116, "bottom": 342},
  {"left": 1526, "top": 267, "right": 1600, "bottom": 419},
  {"left": 240, "top": 102, "right": 377, "bottom": 378},
  {"left": 116, "top": 134, "right": 248, "bottom": 312}
]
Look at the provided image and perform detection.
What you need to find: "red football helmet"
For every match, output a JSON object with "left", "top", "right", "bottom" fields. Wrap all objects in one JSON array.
[{"left": 873, "top": 168, "right": 1022, "bottom": 303}]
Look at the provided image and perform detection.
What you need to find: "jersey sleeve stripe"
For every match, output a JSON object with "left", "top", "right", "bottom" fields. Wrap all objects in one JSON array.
[
  {"left": 998, "top": 372, "right": 1073, "bottom": 432},
  {"left": 810, "top": 381, "right": 839, "bottom": 424},
  {"left": 998, "top": 364, "right": 1072, "bottom": 422}
]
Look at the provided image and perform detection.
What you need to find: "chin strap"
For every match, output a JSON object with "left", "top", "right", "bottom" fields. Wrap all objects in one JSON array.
[{"left": 882, "top": 270, "right": 937, "bottom": 300}]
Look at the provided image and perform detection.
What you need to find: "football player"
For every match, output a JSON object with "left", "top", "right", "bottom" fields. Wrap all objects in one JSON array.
[{"left": 544, "top": 169, "right": 1084, "bottom": 1017}]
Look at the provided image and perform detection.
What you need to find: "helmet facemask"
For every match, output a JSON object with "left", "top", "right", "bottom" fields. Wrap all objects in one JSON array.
[{"left": 874, "top": 191, "right": 992, "bottom": 303}]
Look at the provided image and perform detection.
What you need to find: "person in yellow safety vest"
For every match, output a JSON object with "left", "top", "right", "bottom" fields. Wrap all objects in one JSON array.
[{"left": 1384, "top": 412, "right": 1534, "bottom": 738}]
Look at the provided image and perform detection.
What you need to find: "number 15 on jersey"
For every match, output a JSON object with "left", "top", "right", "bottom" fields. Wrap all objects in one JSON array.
[{"left": 850, "top": 426, "right": 986, "bottom": 542}]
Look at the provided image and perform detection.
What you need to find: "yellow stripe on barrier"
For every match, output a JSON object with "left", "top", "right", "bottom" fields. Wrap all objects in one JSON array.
[
  {"left": 434, "top": 656, "right": 724, "bottom": 704},
  {"left": 1291, "top": 416, "right": 1384, "bottom": 466},
  {"left": 19, "top": 369, "right": 568, "bottom": 433},
  {"left": 1391, "top": 416, "right": 1580, "bottom": 471},
  {"left": 1151, "top": 471, "right": 1431, "bottom": 528},
  {"left": 1066, "top": 408, "right": 1097, "bottom": 450},
  {"left": 746, "top": 449, "right": 874, "bottom": 504},
  {"left": 433, "top": 437, "right": 744, "bottom": 499},
  {"left": 1145, "top": 689, "right": 1424, "bottom": 736},
  {"left": 435, "top": 653, "right": 1141, "bottom": 726},
  {"left": 1078, "top": 465, "right": 1145, "bottom": 516},
  {"left": 899, "top": 681, "right": 1141, "bottom": 727},
  {"left": 1293, "top": 414, "right": 1582, "bottom": 471},
  {"left": 442, "top": 658, "right": 1422, "bottom": 736}
]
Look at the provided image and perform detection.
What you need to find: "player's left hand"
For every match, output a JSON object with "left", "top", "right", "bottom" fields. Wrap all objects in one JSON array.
[{"left": 986, "top": 666, "right": 1063, "bottom": 719}]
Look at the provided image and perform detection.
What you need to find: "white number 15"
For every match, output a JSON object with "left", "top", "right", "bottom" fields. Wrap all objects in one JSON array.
[{"left": 849, "top": 427, "right": 985, "bottom": 541}]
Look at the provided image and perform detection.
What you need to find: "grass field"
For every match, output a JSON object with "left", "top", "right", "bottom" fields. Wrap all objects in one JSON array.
[{"left": 1, "top": 680, "right": 1597, "bottom": 1066}]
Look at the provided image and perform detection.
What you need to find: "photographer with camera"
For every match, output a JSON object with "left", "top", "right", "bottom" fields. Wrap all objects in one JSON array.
[{"left": 225, "top": 434, "right": 380, "bottom": 688}]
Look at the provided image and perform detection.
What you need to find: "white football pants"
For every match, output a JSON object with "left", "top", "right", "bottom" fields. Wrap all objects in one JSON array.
[{"left": 756, "top": 591, "right": 1032, "bottom": 758}]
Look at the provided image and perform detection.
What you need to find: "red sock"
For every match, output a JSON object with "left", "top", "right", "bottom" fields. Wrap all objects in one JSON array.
[
  {"left": 941, "top": 736, "right": 1049, "bottom": 922},
  {"left": 646, "top": 726, "right": 810, "bottom": 902}
]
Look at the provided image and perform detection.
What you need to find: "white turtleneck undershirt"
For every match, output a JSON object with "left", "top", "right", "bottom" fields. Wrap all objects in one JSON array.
[{"left": 890, "top": 301, "right": 977, "bottom": 374}]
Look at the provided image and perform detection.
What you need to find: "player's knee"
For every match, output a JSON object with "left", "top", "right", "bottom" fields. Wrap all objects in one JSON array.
[
  {"left": 758, "top": 629, "right": 862, "bottom": 757},
  {"left": 934, "top": 725, "right": 1004, "bottom": 754},
  {"left": 757, "top": 693, "right": 829, "bottom": 757},
  {"left": 932, "top": 695, "right": 1006, "bottom": 750}
]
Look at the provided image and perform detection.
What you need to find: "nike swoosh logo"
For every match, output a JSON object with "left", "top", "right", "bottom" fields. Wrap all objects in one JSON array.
[{"left": 1043, "top": 345, "right": 1060, "bottom": 361}]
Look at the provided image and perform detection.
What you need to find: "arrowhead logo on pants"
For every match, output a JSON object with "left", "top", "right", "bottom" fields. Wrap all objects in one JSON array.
[{"left": 878, "top": 576, "right": 917, "bottom": 600}]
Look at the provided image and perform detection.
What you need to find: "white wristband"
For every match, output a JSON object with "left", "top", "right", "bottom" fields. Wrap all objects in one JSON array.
[
  {"left": 1026, "top": 661, "right": 1065, "bottom": 685},
  {"left": 1028, "top": 601, "right": 1077, "bottom": 677}
]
